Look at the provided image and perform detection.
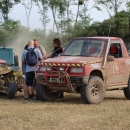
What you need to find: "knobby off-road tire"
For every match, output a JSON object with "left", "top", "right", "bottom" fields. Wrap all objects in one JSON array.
[
  {"left": 14, "top": 55, "right": 19, "bottom": 66},
  {"left": 124, "top": 79, "right": 130, "bottom": 99},
  {"left": 36, "top": 83, "right": 59, "bottom": 101},
  {"left": 80, "top": 76, "right": 105, "bottom": 104},
  {"left": 8, "top": 82, "right": 16, "bottom": 99}
]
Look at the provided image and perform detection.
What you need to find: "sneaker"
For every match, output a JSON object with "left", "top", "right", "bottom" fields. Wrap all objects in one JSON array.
[
  {"left": 24, "top": 97, "right": 29, "bottom": 100},
  {"left": 29, "top": 94, "right": 34, "bottom": 100}
]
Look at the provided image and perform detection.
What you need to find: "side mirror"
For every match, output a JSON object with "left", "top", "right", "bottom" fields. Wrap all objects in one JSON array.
[{"left": 107, "top": 55, "right": 114, "bottom": 61}]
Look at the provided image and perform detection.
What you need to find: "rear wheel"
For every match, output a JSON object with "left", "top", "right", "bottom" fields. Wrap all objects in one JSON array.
[
  {"left": 36, "top": 83, "right": 59, "bottom": 101},
  {"left": 80, "top": 76, "right": 105, "bottom": 104},
  {"left": 8, "top": 82, "right": 16, "bottom": 99},
  {"left": 124, "top": 79, "right": 130, "bottom": 99}
]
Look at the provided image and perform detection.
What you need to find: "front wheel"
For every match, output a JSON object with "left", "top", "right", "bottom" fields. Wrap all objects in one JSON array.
[
  {"left": 8, "top": 82, "right": 16, "bottom": 99},
  {"left": 80, "top": 76, "right": 105, "bottom": 104},
  {"left": 124, "top": 79, "right": 130, "bottom": 99},
  {"left": 14, "top": 55, "right": 19, "bottom": 66},
  {"left": 36, "top": 83, "right": 59, "bottom": 101}
]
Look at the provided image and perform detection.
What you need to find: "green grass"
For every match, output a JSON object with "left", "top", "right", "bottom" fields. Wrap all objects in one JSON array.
[{"left": 0, "top": 90, "right": 130, "bottom": 130}]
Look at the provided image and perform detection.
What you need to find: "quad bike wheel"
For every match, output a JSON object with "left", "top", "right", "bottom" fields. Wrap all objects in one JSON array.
[{"left": 8, "top": 82, "right": 16, "bottom": 99}]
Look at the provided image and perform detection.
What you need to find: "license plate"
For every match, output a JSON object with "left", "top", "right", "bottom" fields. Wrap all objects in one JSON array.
[{"left": 50, "top": 78, "right": 59, "bottom": 83}]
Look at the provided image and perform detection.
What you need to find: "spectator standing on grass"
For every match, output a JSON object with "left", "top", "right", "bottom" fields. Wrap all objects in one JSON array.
[
  {"left": 22, "top": 44, "right": 29, "bottom": 99},
  {"left": 47, "top": 38, "right": 63, "bottom": 58},
  {"left": 47, "top": 38, "right": 64, "bottom": 98},
  {"left": 21, "top": 40, "right": 42, "bottom": 100},
  {"left": 33, "top": 39, "right": 46, "bottom": 60}
]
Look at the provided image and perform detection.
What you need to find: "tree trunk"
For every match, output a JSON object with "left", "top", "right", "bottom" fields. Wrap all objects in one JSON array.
[
  {"left": 3, "top": 0, "right": 9, "bottom": 22},
  {"left": 23, "top": 0, "right": 33, "bottom": 29},
  {"left": 37, "top": 1, "right": 47, "bottom": 31},
  {"left": 43, "top": 4, "right": 46, "bottom": 31},
  {"left": 73, "top": 0, "right": 80, "bottom": 37},
  {"left": 53, "top": 20, "right": 55, "bottom": 33},
  {"left": 67, "top": 0, "right": 70, "bottom": 36},
  {"left": 114, "top": 0, "right": 118, "bottom": 15},
  {"left": 51, "top": 6, "right": 59, "bottom": 34}
]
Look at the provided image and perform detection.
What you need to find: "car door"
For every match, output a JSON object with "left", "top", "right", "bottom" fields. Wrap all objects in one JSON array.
[{"left": 106, "top": 42, "right": 127, "bottom": 86}]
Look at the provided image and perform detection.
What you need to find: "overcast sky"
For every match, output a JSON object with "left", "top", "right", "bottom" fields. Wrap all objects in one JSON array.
[{"left": 8, "top": 1, "right": 124, "bottom": 31}]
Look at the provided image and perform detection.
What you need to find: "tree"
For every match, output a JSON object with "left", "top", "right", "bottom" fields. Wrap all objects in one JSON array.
[
  {"left": 21, "top": 0, "right": 34, "bottom": 29},
  {"left": 72, "top": 0, "right": 83, "bottom": 37},
  {"left": 83, "top": 11, "right": 130, "bottom": 41},
  {"left": 72, "top": 0, "right": 95, "bottom": 37},
  {"left": 48, "top": 0, "right": 60, "bottom": 33},
  {"left": 34, "top": 0, "right": 50, "bottom": 31},
  {"left": 126, "top": 0, "right": 130, "bottom": 12},
  {"left": 0, "top": 0, "right": 20, "bottom": 22},
  {"left": 96, "top": 0, "right": 126, "bottom": 17}
]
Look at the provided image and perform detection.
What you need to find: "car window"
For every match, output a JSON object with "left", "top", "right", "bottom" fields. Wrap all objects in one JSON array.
[{"left": 62, "top": 39, "right": 105, "bottom": 57}]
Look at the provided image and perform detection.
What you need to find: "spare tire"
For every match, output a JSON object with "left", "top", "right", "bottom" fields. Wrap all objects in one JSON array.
[{"left": 14, "top": 55, "right": 19, "bottom": 66}]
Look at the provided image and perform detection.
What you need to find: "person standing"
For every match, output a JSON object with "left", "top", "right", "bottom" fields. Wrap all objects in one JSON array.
[
  {"left": 33, "top": 39, "right": 46, "bottom": 59},
  {"left": 47, "top": 38, "right": 64, "bottom": 98},
  {"left": 21, "top": 40, "right": 42, "bottom": 100},
  {"left": 22, "top": 44, "right": 29, "bottom": 99},
  {"left": 47, "top": 38, "right": 63, "bottom": 59}
]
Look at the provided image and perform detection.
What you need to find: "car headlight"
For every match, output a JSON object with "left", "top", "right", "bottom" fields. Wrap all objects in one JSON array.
[
  {"left": 70, "top": 67, "right": 83, "bottom": 73},
  {"left": 59, "top": 67, "right": 65, "bottom": 71},
  {"left": 39, "top": 66, "right": 46, "bottom": 72}
]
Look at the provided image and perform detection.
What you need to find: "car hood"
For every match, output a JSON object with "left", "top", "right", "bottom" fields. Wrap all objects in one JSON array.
[{"left": 42, "top": 56, "right": 102, "bottom": 65}]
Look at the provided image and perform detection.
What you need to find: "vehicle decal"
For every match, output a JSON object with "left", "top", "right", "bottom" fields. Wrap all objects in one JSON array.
[
  {"left": 126, "top": 59, "right": 130, "bottom": 65},
  {"left": 41, "top": 60, "right": 102, "bottom": 67},
  {"left": 91, "top": 63, "right": 100, "bottom": 68},
  {"left": 79, "top": 61, "right": 87, "bottom": 63},
  {"left": 60, "top": 57, "right": 79, "bottom": 62},
  {"left": 113, "top": 62, "right": 119, "bottom": 74}
]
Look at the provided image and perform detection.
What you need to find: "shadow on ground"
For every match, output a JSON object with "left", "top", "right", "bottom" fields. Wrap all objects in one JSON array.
[{"left": 0, "top": 90, "right": 127, "bottom": 104}]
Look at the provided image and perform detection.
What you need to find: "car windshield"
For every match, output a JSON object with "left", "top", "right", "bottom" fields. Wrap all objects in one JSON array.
[{"left": 62, "top": 39, "right": 106, "bottom": 57}]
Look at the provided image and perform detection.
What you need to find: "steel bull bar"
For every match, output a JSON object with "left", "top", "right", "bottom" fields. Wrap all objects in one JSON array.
[{"left": 35, "top": 64, "right": 89, "bottom": 92}]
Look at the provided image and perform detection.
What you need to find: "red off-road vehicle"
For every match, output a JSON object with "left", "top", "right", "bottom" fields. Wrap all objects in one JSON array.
[{"left": 35, "top": 37, "right": 130, "bottom": 104}]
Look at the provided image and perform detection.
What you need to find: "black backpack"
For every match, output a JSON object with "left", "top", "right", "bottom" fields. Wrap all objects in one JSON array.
[{"left": 26, "top": 48, "right": 37, "bottom": 66}]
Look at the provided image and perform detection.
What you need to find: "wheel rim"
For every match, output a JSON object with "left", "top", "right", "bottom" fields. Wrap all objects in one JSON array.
[{"left": 90, "top": 81, "right": 102, "bottom": 99}]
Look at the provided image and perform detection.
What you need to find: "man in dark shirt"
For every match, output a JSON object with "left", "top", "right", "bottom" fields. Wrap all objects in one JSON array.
[
  {"left": 47, "top": 38, "right": 63, "bottom": 58},
  {"left": 46, "top": 38, "right": 64, "bottom": 98}
]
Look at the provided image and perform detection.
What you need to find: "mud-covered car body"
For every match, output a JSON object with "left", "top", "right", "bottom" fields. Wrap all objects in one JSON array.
[
  {"left": 35, "top": 37, "right": 130, "bottom": 104},
  {"left": 0, "top": 60, "right": 23, "bottom": 98}
]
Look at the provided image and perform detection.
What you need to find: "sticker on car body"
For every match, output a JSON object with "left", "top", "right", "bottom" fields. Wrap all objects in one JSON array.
[
  {"left": 126, "top": 59, "right": 130, "bottom": 65},
  {"left": 60, "top": 57, "right": 79, "bottom": 62},
  {"left": 91, "top": 63, "right": 100, "bottom": 68}
]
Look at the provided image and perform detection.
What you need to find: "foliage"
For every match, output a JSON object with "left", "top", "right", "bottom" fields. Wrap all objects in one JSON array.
[
  {"left": 0, "top": 0, "right": 130, "bottom": 53},
  {"left": 0, "top": 0, "right": 20, "bottom": 22}
]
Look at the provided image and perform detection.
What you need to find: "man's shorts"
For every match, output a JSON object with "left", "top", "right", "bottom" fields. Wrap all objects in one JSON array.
[{"left": 26, "top": 71, "right": 35, "bottom": 86}]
